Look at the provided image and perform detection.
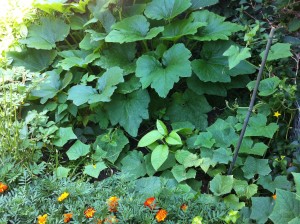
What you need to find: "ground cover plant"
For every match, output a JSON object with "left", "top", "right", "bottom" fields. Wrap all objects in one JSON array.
[{"left": 1, "top": 0, "right": 300, "bottom": 223}]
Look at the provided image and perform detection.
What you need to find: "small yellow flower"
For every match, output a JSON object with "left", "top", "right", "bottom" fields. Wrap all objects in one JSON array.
[
  {"left": 58, "top": 192, "right": 69, "bottom": 202},
  {"left": 274, "top": 111, "right": 281, "bottom": 118},
  {"left": 93, "top": 164, "right": 97, "bottom": 168},
  {"left": 272, "top": 194, "right": 277, "bottom": 200},
  {"left": 107, "top": 196, "right": 119, "bottom": 212},
  {"left": 84, "top": 207, "right": 96, "bottom": 218},
  {"left": 37, "top": 214, "right": 48, "bottom": 224}
]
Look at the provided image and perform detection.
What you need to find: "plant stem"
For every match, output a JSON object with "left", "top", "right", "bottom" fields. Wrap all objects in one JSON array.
[{"left": 227, "top": 27, "right": 276, "bottom": 175}]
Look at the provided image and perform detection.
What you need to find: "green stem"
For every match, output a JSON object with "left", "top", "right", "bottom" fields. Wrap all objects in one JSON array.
[{"left": 142, "top": 40, "right": 149, "bottom": 52}]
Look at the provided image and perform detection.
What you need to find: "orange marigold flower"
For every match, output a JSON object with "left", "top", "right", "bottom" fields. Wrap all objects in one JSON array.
[
  {"left": 272, "top": 194, "right": 277, "bottom": 200},
  {"left": 58, "top": 192, "right": 69, "bottom": 202},
  {"left": 0, "top": 182, "right": 8, "bottom": 194},
  {"left": 156, "top": 209, "right": 167, "bottom": 222},
  {"left": 63, "top": 213, "right": 73, "bottom": 223},
  {"left": 107, "top": 196, "right": 119, "bottom": 212},
  {"left": 180, "top": 204, "right": 188, "bottom": 211},
  {"left": 37, "top": 214, "right": 48, "bottom": 224},
  {"left": 84, "top": 207, "right": 96, "bottom": 218},
  {"left": 104, "top": 215, "right": 118, "bottom": 223},
  {"left": 144, "top": 197, "right": 156, "bottom": 210}
]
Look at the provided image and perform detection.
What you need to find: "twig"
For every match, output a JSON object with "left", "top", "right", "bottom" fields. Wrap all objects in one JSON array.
[{"left": 227, "top": 27, "right": 276, "bottom": 175}]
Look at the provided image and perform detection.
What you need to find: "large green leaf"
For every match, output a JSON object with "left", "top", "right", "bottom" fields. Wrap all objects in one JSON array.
[
  {"left": 192, "top": 41, "right": 254, "bottom": 83},
  {"left": 190, "top": 10, "right": 243, "bottom": 41},
  {"left": 138, "top": 130, "right": 164, "bottom": 147},
  {"left": 57, "top": 50, "right": 100, "bottom": 70},
  {"left": 175, "top": 150, "right": 202, "bottom": 168},
  {"left": 166, "top": 90, "right": 212, "bottom": 130},
  {"left": 94, "top": 43, "right": 136, "bottom": 75},
  {"left": 210, "top": 174, "right": 234, "bottom": 196},
  {"left": 66, "top": 140, "right": 90, "bottom": 160},
  {"left": 171, "top": 165, "right": 196, "bottom": 182},
  {"left": 151, "top": 145, "right": 169, "bottom": 170},
  {"left": 34, "top": 0, "right": 67, "bottom": 13},
  {"left": 93, "top": 129, "right": 129, "bottom": 163},
  {"left": 55, "top": 166, "right": 71, "bottom": 178},
  {"left": 190, "top": 0, "right": 219, "bottom": 9},
  {"left": 247, "top": 77, "right": 281, "bottom": 96},
  {"left": 250, "top": 197, "right": 274, "bottom": 224},
  {"left": 31, "top": 70, "right": 61, "bottom": 104},
  {"left": 239, "top": 138, "right": 268, "bottom": 156},
  {"left": 233, "top": 180, "right": 257, "bottom": 199},
  {"left": 187, "top": 75, "right": 227, "bottom": 97},
  {"left": 260, "top": 43, "right": 292, "bottom": 61},
  {"left": 244, "top": 115, "right": 279, "bottom": 138},
  {"left": 223, "top": 46, "right": 251, "bottom": 69},
  {"left": 83, "top": 162, "right": 107, "bottom": 178},
  {"left": 105, "top": 89, "right": 150, "bottom": 137},
  {"left": 161, "top": 17, "right": 207, "bottom": 40},
  {"left": 87, "top": 0, "right": 116, "bottom": 32},
  {"left": 8, "top": 49, "right": 57, "bottom": 72},
  {"left": 96, "top": 67, "right": 124, "bottom": 102},
  {"left": 194, "top": 132, "right": 216, "bottom": 148},
  {"left": 105, "top": 15, "right": 163, "bottom": 43},
  {"left": 136, "top": 43, "right": 192, "bottom": 97},
  {"left": 269, "top": 189, "right": 300, "bottom": 224},
  {"left": 120, "top": 150, "right": 147, "bottom": 180},
  {"left": 144, "top": 0, "right": 191, "bottom": 20},
  {"left": 53, "top": 127, "right": 77, "bottom": 147},
  {"left": 20, "top": 17, "right": 70, "bottom": 50},
  {"left": 135, "top": 177, "right": 162, "bottom": 197},
  {"left": 257, "top": 175, "right": 291, "bottom": 193},
  {"left": 212, "top": 148, "right": 232, "bottom": 164},
  {"left": 242, "top": 156, "right": 271, "bottom": 179},
  {"left": 207, "top": 119, "right": 238, "bottom": 148},
  {"left": 67, "top": 85, "right": 97, "bottom": 106}
]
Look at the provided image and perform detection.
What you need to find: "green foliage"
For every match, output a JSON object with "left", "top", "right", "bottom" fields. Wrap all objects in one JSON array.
[
  {"left": 2, "top": 0, "right": 300, "bottom": 223},
  {"left": 20, "top": 17, "right": 70, "bottom": 50},
  {"left": 0, "top": 173, "right": 232, "bottom": 223}
]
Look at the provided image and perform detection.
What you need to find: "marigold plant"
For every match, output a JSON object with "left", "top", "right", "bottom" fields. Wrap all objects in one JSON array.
[
  {"left": 37, "top": 214, "right": 47, "bottom": 224},
  {"left": 180, "top": 203, "right": 188, "bottom": 211},
  {"left": 107, "top": 196, "right": 119, "bottom": 212},
  {"left": 144, "top": 197, "right": 156, "bottom": 210},
  {"left": 58, "top": 192, "right": 69, "bottom": 202},
  {"left": 63, "top": 213, "right": 72, "bottom": 223},
  {"left": 84, "top": 207, "right": 96, "bottom": 218},
  {"left": 156, "top": 209, "right": 167, "bottom": 222},
  {"left": 0, "top": 182, "right": 8, "bottom": 193}
]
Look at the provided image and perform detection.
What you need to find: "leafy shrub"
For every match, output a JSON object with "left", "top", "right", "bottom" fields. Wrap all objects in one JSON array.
[
  {"left": 0, "top": 173, "right": 232, "bottom": 224},
  {"left": 1, "top": 0, "right": 300, "bottom": 223}
]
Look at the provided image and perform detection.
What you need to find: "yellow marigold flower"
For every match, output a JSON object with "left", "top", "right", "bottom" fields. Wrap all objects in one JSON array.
[
  {"left": 37, "top": 214, "right": 48, "bottom": 224},
  {"left": 63, "top": 213, "right": 72, "bottom": 223},
  {"left": 272, "top": 194, "right": 277, "bottom": 200},
  {"left": 0, "top": 182, "right": 8, "bottom": 194},
  {"left": 58, "top": 192, "right": 69, "bottom": 202},
  {"left": 156, "top": 209, "right": 167, "bottom": 222},
  {"left": 274, "top": 111, "right": 281, "bottom": 118},
  {"left": 84, "top": 207, "right": 96, "bottom": 218},
  {"left": 107, "top": 196, "right": 119, "bottom": 212},
  {"left": 144, "top": 197, "right": 156, "bottom": 210}
]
